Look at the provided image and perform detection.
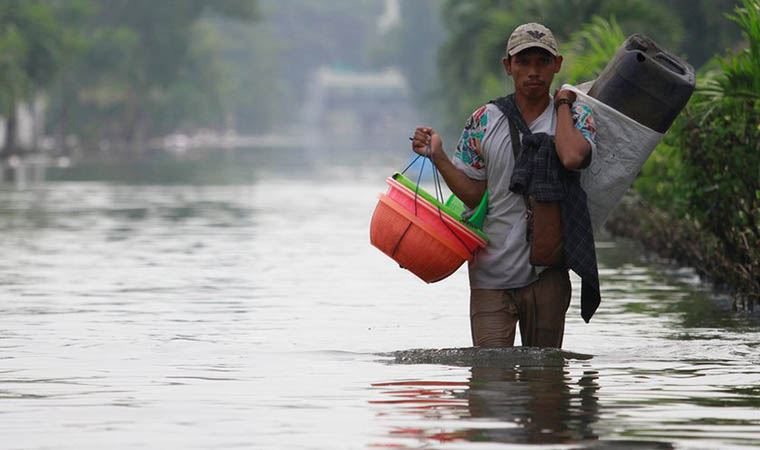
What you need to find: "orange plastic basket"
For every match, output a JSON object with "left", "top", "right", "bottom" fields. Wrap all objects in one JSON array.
[
  {"left": 370, "top": 177, "right": 486, "bottom": 283},
  {"left": 370, "top": 195, "right": 468, "bottom": 282}
]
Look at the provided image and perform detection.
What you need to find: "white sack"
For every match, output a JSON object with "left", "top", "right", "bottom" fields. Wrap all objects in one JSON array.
[{"left": 563, "top": 82, "right": 665, "bottom": 232}]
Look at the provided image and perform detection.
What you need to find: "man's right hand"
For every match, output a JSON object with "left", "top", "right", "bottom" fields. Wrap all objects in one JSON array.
[
  {"left": 410, "top": 126, "right": 486, "bottom": 209},
  {"left": 411, "top": 127, "right": 444, "bottom": 162}
]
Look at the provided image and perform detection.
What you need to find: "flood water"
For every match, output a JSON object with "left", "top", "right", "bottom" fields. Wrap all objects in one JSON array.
[{"left": 1, "top": 153, "right": 759, "bottom": 449}]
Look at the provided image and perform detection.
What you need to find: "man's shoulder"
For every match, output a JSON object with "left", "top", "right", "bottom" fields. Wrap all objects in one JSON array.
[
  {"left": 469, "top": 103, "right": 493, "bottom": 118},
  {"left": 467, "top": 103, "right": 505, "bottom": 125},
  {"left": 464, "top": 103, "right": 499, "bottom": 131},
  {"left": 469, "top": 102, "right": 506, "bottom": 116}
]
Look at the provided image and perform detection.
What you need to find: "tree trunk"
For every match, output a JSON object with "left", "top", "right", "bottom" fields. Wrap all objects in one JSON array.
[
  {"left": 31, "top": 93, "right": 45, "bottom": 152},
  {"left": 2, "top": 103, "right": 18, "bottom": 158},
  {"left": 54, "top": 100, "right": 69, "bottom": 156},
  {"left": 123, "top": 86, "right": 140, "bottom": 158}
]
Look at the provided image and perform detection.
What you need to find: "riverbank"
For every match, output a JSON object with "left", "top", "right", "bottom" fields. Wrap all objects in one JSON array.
[{"left": 605, "top": 193, "right": 759, "bottom": 313}]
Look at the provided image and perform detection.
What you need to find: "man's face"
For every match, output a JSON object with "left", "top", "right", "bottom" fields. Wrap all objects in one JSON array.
[{"left": 503, "top": 48, "right": 563, "bottom": 100}]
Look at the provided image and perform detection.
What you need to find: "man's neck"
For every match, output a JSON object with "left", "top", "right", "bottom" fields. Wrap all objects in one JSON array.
[{"left": 515, "top": 93, "right": 551, "bottom": 125}]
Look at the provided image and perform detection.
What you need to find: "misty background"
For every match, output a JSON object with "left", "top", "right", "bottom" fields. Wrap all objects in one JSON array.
[{"left": 0, "top": 0, "right": 744, "bottom": 165}]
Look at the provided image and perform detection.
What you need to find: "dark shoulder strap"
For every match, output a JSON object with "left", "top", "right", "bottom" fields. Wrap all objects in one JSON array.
[
  {"left": 489, "top": 94, "right": 530, "bottom": 159},
  {"left": 494, "top": 95, "right": 531, "bottom": 226},
  {"left": 508, "top": 115, "right": 522, "bottom": 159}
]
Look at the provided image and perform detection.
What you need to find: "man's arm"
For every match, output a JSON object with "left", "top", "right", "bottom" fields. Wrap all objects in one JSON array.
[
  {"left": 411, "top": 127, "right": 486, "bottom": 209},
  {"left": 554, "top": 89, "right": 591, "bottom": 170}
]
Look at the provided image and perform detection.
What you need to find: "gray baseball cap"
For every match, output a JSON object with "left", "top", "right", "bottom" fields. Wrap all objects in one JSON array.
[{"left": 507, "top": 23, "right": 558, "bottom": 56}]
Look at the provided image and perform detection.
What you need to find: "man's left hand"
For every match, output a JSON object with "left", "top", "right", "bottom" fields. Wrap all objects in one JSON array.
[{"left": 554, "top": 89, "right": 577, "bottom": 104}]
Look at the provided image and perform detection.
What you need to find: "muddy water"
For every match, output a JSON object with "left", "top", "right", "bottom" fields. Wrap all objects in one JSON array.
[{"left": 1, "top": 156, "right": 758, "bottom": 449}]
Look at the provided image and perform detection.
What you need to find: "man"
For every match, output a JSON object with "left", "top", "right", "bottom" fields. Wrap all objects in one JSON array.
[{"left": 411, "top": 23, "right": 598, "bottom": 348}]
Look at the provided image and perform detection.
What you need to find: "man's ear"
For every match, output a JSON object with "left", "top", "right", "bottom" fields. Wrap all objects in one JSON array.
[
  {"left": 502, "top": 56, "right": 512, "bottom": 76},
  {"left": 554, "top": 55, "right": 564, "bottom": 74}
]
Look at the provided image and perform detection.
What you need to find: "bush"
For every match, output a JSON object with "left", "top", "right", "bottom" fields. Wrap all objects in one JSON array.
[
  {"left": 632, "top": 0, "right": 760, "bottom": 307},
  {"left": 680, "top": 100, "right": 759, "bottom": 305}
]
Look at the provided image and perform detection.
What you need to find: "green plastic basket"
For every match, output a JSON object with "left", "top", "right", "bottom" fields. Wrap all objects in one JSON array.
[
  {"left": 391, "top": 172, "right": 488, "bottom": 241},
  {"left": 444, "top": 191, "right": 488, "bottom": 230}
]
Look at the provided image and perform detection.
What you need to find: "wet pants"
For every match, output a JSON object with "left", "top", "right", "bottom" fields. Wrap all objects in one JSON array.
[{"left": 470, "top": 268, "right": 571, "bottom": 348}]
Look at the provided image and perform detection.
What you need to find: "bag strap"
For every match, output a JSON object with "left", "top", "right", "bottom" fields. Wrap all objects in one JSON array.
[
  {"left": 491, "top": 94, "right": 532, "bottom": 136},
  {"left": 499, "top": 95, "right": 533, "bottom": 242},
  {"left": 508, "top": 117, "right": 522, "bottom": 160}
]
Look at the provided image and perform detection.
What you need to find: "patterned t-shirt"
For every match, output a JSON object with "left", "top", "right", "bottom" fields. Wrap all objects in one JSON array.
[
  {"left": 455, "top": 102, "right": 597, "bottom": 177},
  {"left": 452, "top": 99, "right": 597, "bottom": 289}
]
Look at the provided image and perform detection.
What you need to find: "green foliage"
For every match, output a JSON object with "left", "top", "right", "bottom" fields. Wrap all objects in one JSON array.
[
  {"left": 149, "top": 21, "right": 228, "bottom": 134},
  {"left": 436, "top": 1, "right": 518, "bottom": 134},
  {"left": 657, "top": 101, "right": 758, "bottom": 304},
  {"left": 558, "top": 16, "right": 626, "bottom": 85},
  {"left": 0, "top": 16, "right": 27, "bottom": 110},
  {"left": 43, "top": 0, "right": 259, "bottom": 152},
  {"left": 638, "top": 0, "right": 760, "bottom": 218},
  {"left": 633, "top": 139, "right": 688, "bottom": 213},
  {"left": 634, "top": 0, "right": 760, "bottom": 305},
  {"left": 678, "top": 102, "right": 759, "bottom": 230},
  {"left": 23, "top": 0, "right": 409, "bottom": 151},
  {"left": 206, "top": 16, "right": 283, "bottom": 134},
  {"left": 718, "top": 0, "right": 760, "bottom": 99},
  {"left": 661, "top": 0, "right": 743, "bottom": 68},
  {"left": 0, "top": 1, "right": 63, "bottom": 94},
  {"left": 258, "top": 0, "right": 383, "bottom": 102},
  {"left": 0, "top": 1, "right": 68, "bottom": 153},
  {"left": 366, "top": 0, "right": 446, "bottom": 124}
]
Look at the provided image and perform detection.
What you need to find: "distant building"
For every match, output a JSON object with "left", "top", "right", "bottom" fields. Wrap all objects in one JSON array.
[{"left": 303, "top": 66, "right": 417, "bottom": 161}]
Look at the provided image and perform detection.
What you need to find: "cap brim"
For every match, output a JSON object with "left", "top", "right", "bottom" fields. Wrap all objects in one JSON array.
[{"left": 508, "top": 42, "right": 558, "bottom": 56}]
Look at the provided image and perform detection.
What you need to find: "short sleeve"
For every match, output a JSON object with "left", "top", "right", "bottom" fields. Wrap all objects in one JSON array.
[
  {"left": 453, "top": 105, "right": 488, "bottom": 180},
  {"left": 571, "top": 101, "right": 597, "bottom": 154}
]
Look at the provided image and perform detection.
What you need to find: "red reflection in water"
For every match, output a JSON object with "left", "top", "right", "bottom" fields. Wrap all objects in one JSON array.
[
  {"left": 369, "top": 368, "right": 601, "bottom": 447},
  {"left": 372, "top": 381, "right": 468, "bottom": 387},
  {"left": 369, "top": 380, "right": 469, "bottom": 409},
  {"left": 368, "top": 379, "right": 472, "bottom": 445},
  {"left": 389, "top": 426, "right": 471, "bottom": 442}
]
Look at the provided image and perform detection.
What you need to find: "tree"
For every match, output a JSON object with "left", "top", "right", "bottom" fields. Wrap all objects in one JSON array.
[
  {"left": 366, "top": 0, "right": 447, "bottom": 123},
  {"left": 257, "top": 0, "right": 382, "bottom": 105},
  {"left": 558, "top": 16, "right": 626, "bottom": 86},
  {"left": 205, "top": 14, "right": 283, "bottom": 134},
  {"left": 662, "top": 0, "right": 742, "bottom": 68},
  {"left": 0, "top": 1, "right": 65, "bottom": 156},
  {"left": 47, "top": 0, "right": 259, "bottom": 155},
  {"left": 632, "top": 0, "right": 759, "bottom": 307}
]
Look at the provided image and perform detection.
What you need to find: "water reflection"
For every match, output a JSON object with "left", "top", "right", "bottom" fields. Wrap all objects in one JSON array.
[
  {"left": 371, "top": 365, "right": 601, "bottom": 447},
  {"left": 594, "top": 237, "right": 760, "bottom": 331}
]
